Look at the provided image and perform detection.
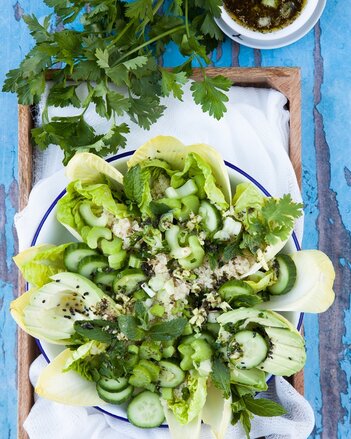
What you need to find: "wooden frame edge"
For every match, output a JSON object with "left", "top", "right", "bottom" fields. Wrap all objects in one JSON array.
[{"left": 16, "top": 68, "right": 303, "bottom": 438}]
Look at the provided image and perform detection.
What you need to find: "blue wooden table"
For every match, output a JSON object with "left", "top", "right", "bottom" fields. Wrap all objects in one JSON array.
[{"left": 1, "top": 1, "right": 350, "bottom": 438}]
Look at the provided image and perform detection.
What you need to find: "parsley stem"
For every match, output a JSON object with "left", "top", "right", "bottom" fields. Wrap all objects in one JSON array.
[
  {"left": 112, "top": 25, "right": 186, "bottom": 66},
  {"left": 185, "top": 0, "right": 190, "bottom": 37}
]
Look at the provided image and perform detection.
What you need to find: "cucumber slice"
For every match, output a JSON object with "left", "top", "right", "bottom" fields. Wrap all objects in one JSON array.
[
  {"left": 219, "top": 280, "right": 254, "bottom": 302},
  {"left": 94, "top": 270, "right": 117, "bottom": 288},
  {"left": 98, "top": 376, "right": 128, "bottom": 392},
  {"left": 268, "top": 254, "right": 297, "bottom": 295},
  {"left": 127, "top": 391, "right": 165, "bottom": 428},
  {"left": 199, "top": 200, "right": 221, "bottom": 232},
  {"left": 77, "top": 255, "right": 109, "bottom": 279},
  {"left": 158, "top": 361, "right": 185, "bottom": 388},
  {"left": 79, "top": 202, "right": 108, "bottom": 227},
  {"left": 230, "top": 330, "right": 268, "bottom": 370},
  {"left": 113, "top": 269, "right": 147, "bottom": 295},
  {"left": 64, "top": 243, "right": 98, "bottom": 272},
  {"left": 96, "top": 384, "right": 133, "bottom": 404},
  {"left": 165, "top": 179, "right": 198, "bottom": 199}
]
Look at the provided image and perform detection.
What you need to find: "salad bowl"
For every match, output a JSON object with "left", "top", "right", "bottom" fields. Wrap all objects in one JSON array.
[
  {"left": 31, "top": 150, "right": 302, "bottom": 422},
  {"left": 12, "top": 136, "right": 334, "bottom": 435}
]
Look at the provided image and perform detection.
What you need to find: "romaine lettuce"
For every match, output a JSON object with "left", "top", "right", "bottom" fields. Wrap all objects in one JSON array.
[
  {"left": 167, "top": 372, "right": 208, "bottom": 424},
  {"left": 171, "top": 153, "right": 228, "bottom": 210},
  {"left": 13, "top": 243, "right": 70, "bottom": 287},
  {"left": 63, "top": 340, "right": 107, "bottom": 381}
]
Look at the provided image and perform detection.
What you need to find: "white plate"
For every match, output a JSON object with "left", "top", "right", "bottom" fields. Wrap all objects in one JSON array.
[
  {"left": 215, "top": 0, "right": 326, "bottom": 49},
  {"left": 31, "top": 151, "right": 302, "bottom": 422}
]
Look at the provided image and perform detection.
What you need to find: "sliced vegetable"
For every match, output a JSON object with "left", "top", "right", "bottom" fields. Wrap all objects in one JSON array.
[
  {"left": 159, "top": 361, "right": 185, "bottom": 388},
  {"left": 257, "top": 250, "right": 335, "bottom": 312},
  {"left": 127, "top": 391, "right": 165, "bottom": 428},
  {"left": 64, "top": 243, "right": 99, "bottom": 272},
  {"left": 97, "top": 384, "right": 133, "bottom": 404},
  {"left": 77, "top": 255, "right": 109, "bottom": 279},
  {"left": 202, "top": 382, "right": 232, "bottom": 439},
  {"left": 268, "top": 254, "right": 297, "bottom": 295},
  {"left": 35, "top": 348, "right": 106, "bottom": 406}
]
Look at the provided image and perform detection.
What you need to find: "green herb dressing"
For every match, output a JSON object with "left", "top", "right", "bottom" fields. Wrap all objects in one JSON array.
[{"left": 223, "top": 0, "right": 307, "bottom": 33}]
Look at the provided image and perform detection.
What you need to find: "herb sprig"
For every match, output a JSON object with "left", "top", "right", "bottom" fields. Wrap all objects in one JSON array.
[{"left": 3, "top": 0, "right": 230, "bottom": 164}]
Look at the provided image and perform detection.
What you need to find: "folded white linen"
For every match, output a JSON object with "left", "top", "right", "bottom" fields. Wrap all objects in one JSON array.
[{"left": 17, "top": 84, "right": 312, "bottom": 438}]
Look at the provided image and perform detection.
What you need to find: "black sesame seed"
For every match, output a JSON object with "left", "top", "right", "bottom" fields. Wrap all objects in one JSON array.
[
  {"left": 76, "top": 285, "right": 80, "bottom": 288},
  {"left": 288, "top": 357, "right": 293, "bottom": 360},
  {"left": 42, "top": 300, "right": 46, "bottom": 304},
  {"left": 62, "top": 308, "right": 67, "bottom": 312},
  {"left": 55, "top": 279, "right": 60, "bottom": 283},
  {"left": 84, "top": 292, "right": 89, "bottom": 296},
  {"left": 64, "top": 315, "right": 71, "bottom": 319}
]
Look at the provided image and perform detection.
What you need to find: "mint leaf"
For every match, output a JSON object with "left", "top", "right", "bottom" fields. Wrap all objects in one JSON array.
[
  {"left": 243, "top": 396, "right": 288, "bottom": 417},
  {"left": 73, "top": 319, "right": 118, "bottom": 343},
  {"left": 211, "top": 358, "right": 231, "bottom": 399},
  {"left": 149, "top": 317, "right": 187, "bottom": 341},
  {"left": 191, "top": 75, "right": 232, "bottom": 120},
  {"left": 118, "top": 315, "right": 145, "bottom": 340}
]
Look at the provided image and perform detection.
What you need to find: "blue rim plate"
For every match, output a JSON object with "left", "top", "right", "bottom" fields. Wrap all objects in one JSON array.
[{"left": 30, "top": 151, "right": 303, "bottom": 424}]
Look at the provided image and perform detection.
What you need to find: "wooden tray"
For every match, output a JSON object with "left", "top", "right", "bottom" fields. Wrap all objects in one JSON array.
[{"left": 17, "top": 67, "right": 302, "bottom": 439}]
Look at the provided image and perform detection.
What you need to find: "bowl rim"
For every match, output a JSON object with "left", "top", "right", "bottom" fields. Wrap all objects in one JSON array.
[
  {"left": 30, "top": 149, "right": 303, "bottom": 424},
  {"left": 220, "top": 0, "right": 319, "bottom": 41}
]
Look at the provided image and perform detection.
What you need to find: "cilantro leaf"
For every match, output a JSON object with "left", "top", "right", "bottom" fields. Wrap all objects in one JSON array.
[
  {"left": 211, "top": 358, "right": 231, "bottom": 399},
  {"left": 23, "top": 14, "right": 52, "bottom": 43},
  {"left": 160, "top": 69, "right": 187, "bottom": 100},
  {"left": 262, "top": 195, "right": 304, "bottom": 245},
  {"left": 125, "top": 0, "right": 153, "bottom": 21},
  {"left": 3, "top": 0, "right": 232, "bottom": 163},
  {"left": 95, "top": 48, "right": 110, "bottom": 69},
  {"left": 191, "top": 75, "right": 232, "bottom": 120}
]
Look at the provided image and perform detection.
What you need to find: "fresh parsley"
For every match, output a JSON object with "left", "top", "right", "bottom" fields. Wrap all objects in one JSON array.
[{"left": 3, "top": 0, "right": 229, "bottom": 164}]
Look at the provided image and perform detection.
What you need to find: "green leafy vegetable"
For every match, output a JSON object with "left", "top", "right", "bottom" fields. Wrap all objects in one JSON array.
[
  {"left": 149, "top": 317, "right": 188, "bottom": 341},
  {"left": 13, "top": 243, "right": 70, "bottom": 287},
  {"left": 74, "top": 319, "right": 119, "bottom": 343},
  {"left": 243, "top": 395, "right": 287, "bottom": 417},
  {"left": 211, "top": 358, "right": 231, "bottom": 399},
  {"left": 3, "top": 0, "right": 229, "bottom": 163},
  {"left": 232, "top": 183, "right": 303, "bottom": 253}
]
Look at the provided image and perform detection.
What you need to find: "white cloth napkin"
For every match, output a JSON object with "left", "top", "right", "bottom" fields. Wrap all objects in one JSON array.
[{"left": 17, "top": 84, "right": 313, "bottom": 438}]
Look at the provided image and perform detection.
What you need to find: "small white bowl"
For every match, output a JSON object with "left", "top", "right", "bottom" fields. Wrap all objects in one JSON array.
[{"left": 215, "top": 0, "right": 326, "bottom": 49}]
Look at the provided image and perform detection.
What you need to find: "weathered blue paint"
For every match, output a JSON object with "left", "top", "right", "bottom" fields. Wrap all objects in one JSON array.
[{"left": 1, "top": 1, "right": 350, "bottom": 438}]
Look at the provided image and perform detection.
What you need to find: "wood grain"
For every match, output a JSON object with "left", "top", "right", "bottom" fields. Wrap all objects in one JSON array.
[
  {"left": 16, "top": 68, "right": 303, "bottom": 437},
  {"left": 17, "top": 105, "right": 38, "bottom": 439}
]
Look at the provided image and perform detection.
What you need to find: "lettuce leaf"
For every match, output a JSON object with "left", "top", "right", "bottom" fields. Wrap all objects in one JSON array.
[
  {"left": 171, "top": 153, "right": 228, "bottom": 210},
  {"left": 57, "top": 180, "right": 128, "bottom": 238},
  {"left": 13, "top": 243, "right": 70, "bottom": 287},
  {"left": 167, "top": 372, "right": 208, "bottom": 424},
  {"left": 232, "top": 183, "right": 303, "bottom": 254},
  {"left": 63, "top": 340, "right": 107, "bottom": 381},
  {"left": 124, "top": 160, "right": 173, "bottom": 217},
  {"left": 35, "top": 348, "right": 106, "bottom": 406}
]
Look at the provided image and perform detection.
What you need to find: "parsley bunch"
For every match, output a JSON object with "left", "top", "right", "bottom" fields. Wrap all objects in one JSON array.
[{"left": 3, "top": 0, "right": 230, "bottom": 164}]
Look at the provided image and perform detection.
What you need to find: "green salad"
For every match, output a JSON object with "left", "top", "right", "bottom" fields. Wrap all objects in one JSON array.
[{"left": 11, "top": 136, "right": 335, "bottom": 438}]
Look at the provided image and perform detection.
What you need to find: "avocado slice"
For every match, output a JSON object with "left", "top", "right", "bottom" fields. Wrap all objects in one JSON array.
[
  {"left": 11, "top": 272, "right": 121, "bottom": 345},
  {"left": 257, "top": 327, "right": 306, "bottom": 377}
]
